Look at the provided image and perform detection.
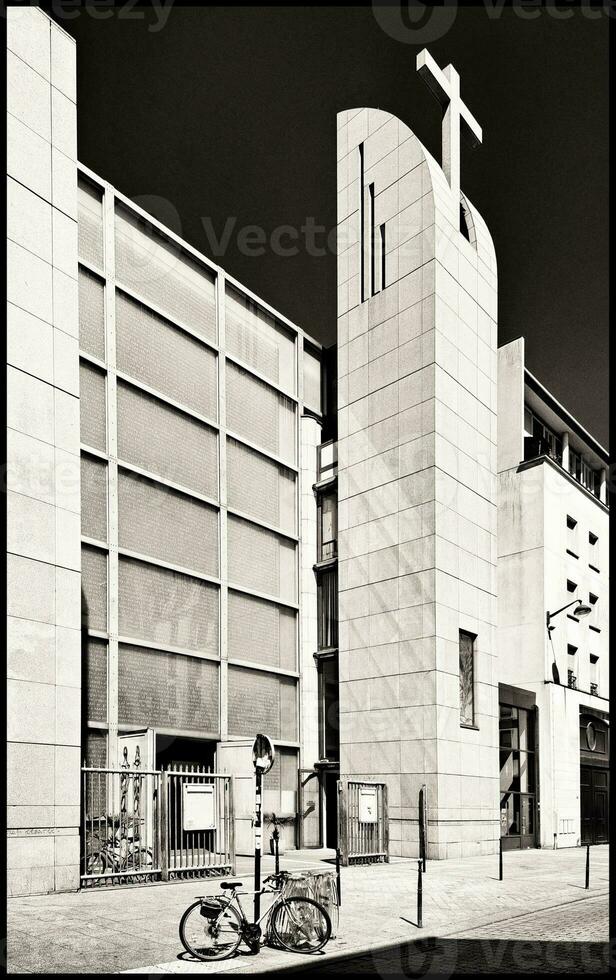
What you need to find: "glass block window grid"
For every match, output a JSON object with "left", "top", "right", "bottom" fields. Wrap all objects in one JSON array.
[
  {"left": 226, "top": 362, "right": 296, "bottom": 465},
  {"left": 115, "top": 291, "right": 218, "bottom": 422},
  {"left": 226, "top": 438, "right": 296, "bottom": 535},
  {"left": 85, "top": 638, "right": 108, "bottom": 722},
  {"left": 81, "top": 454, "right": 108, "bottom": 541},
  {"left": 303, "top": 343, "right": 322, "bottom": 414},
  {"left": 225, "top": 285, "right": 296, "bottom": 393},
  {"left": 117, "top": 381, "right": 218, "bottom": 500},
  {"left": 115, "top": 205, "right": 217, "bottom": 343},
  {"left": 81, "top": 545, "right": 108, "bottom": 632},
  {"left": 227, "top": 665, "right": 297, "bottom": 740},
  {"left": 118, "top": 469, "right": 219, "bottom": 577},
  {"left": 78, "top": 179, "right": 104, "bottom": 270},
  {"left": 78, "top": 267, "right": 105, "bottom": 361},
  {"left": 79, "top": 361, "right": 107, "bottom": 452},
  {"left": 76, "top": 171, "right": 318, "bottom": 748},
  {"left": 228, "top": 590, "right": 297, "bottom": 671},
  {"left": 228, "top": 515, "right": 297, "bottom": 603},
  {"left": 118, "top": 556, "right": 219, "bottom": 656},
  {"left": 118, "top": 645, "right": 219, "bottom": 732}
]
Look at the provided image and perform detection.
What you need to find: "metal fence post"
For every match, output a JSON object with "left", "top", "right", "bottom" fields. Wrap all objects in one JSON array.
[
  {"left": 417, "top": 859, "right": 423, "bottom": 928},
  {"left": 335, "top": 845, "right": 342, "bottom": 906},
  {"left": 338, "top": 780, "right": 349, "bottom": 867},
  {"left": 160, "top": 769, "right": 169, "bottom": 882},
  {"left": 585, "top": 843, "right": 590, "bottom": 889}
]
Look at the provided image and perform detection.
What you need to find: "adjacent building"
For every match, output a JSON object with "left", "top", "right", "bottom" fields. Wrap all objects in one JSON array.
[
  {"left": 497, "top": 338, "right": 609, "bottom": 850},
  {"left": 6, "top": 7, "right": 609, "bottom": 896}
]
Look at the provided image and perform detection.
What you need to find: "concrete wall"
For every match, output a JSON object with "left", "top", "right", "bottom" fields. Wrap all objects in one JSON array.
[
  {"left": 336, "top": 108, "right": 500, "bottom": 858},
  {"left": 7, "top": 7, "right": 81, "bottom": 896},
  {"left": 299, "top": 414, "right": 321, "bottom": 768}
]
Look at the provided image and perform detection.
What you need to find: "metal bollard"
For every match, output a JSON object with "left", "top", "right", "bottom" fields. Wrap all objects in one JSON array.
[
  {"left": 336, "top": 846, "right": 342, "bottom": 906},
  {"left": 585, "top": 843, "right": 590, "bottom": 889},
  {"left": 499, "top": 837, "right": 503, "bottom": 881},
  {"left": 417, "top": 859, "right": 423, "bottom": 928}
]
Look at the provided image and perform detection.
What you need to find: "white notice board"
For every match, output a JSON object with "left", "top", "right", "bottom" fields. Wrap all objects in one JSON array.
[{"left": 183, "top": 783, "right": 216, "bottom": 831}]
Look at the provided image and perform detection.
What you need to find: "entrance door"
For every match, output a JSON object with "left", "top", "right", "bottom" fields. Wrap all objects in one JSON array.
[
  {"left": 324, "top": 772, "right": 338, "bottom": 848},
  {"left": 581, "top": 766, "right": 609, "bottom": 844},
  {"left": 298, "top": 770, "right": 321, "bottom": 847}
]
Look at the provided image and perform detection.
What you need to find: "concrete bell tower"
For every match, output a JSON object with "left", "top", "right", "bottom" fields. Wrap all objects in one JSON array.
[{"left": 336, "top": 50, "right": 500, "bottom": 859}]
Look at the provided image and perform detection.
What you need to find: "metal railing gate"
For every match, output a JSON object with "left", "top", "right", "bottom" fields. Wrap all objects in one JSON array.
[
  {"left": 81, "top": 765, "right": 234, "bottom": 887},
  {"left": 337, "top": 778, "right": 389, "bottom": 866}
]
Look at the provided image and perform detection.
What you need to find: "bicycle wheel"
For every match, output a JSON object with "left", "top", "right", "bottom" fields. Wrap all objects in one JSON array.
[
  {"left": 179, "top": 899, "right": 243, "bottom": 961},
  {"left": 83, "top": 850, "right": 108, "bottom": 876},
  {"left": 271, "top": 896, "right": 331, "bottom": 954}
]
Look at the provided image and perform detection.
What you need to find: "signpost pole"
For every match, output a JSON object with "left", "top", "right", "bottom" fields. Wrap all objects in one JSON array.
[
  {"left": 254, "top": 765, "right": 263, "bottom": 922},
  {"left": 251, "top": 733, "right": 275, "bottom": 926}
]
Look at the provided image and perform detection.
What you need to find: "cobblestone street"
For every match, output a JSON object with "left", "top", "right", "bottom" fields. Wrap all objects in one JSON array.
[{"left": 7, "top": 845, "right": 609, "bottom": 974}]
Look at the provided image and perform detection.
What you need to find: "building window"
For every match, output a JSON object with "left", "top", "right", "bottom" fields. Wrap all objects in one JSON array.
[
  {"left": 523, "top": 406, "right": 562, "bottom": 463},
  {"left": 317, "top": 492, "right": 337, "bottom": 562},
  {"left": 369, "top": 183, "right": 376, "bottom": 297},
  {"left": 317, "top": 567, "right": 338, "bottom": 651},
  {"left": 459, "top": 631, "right": 475, "bottom": 727},
  {"left": 380, "top": 223, "right": 386, "bottom": 290},
  {"left": 500, "top": 704, "right": 537, "bottom": 842},
  {"left": 589, "top": 531, "right": 598, "bottom": 546},
  {"left": 566, "top": 579, "right": 577, "bottom": 593},
  {"left": 589, "top": 654, "right": 599, "bottom": 696},
  {"left": 317, "top": 656, "right": 339, "bottom": 762},
  {"left": 566, "top": 514, "right": 578, "bottom": 558}
]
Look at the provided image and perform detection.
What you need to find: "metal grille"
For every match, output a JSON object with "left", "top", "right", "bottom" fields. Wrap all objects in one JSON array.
[
  {"left": 164, "top": 769, "right": 233, "bottom": 879},
  {"left": 115, "top": 206, "right": 216, "bottom": 343},
  {"left": 226, "top": 438, "right": 296, "bottom": 534},
  {"left": 225, "top": 286, "right": 295, "bottom": 391},
  {"left": 78, "top": 267, "right": 105, "bottom": 361},
  {"left": 116, "top": 382, "right": 218, "bottom": 499},
  {"left": 80, "top": 361, "right": 107, "bottom": 452},
  {"left": 116, "top": 292, "right": 218, "bottom": 421},
  {"left": 118, "top": 556, "right": 219, "bottom": 655},
  {"left": 227, "top": 515, "right": 296, "bottom": 602},
  {"left": 339, "top": 780, "right": 389, "bottom": 866},
  {"left": 118, "top": 645, "right": 219, "bottom": 731},
  {"left": 227, "top": 591, "right": 297, "bottom": 670},
  {"left": 81, "top": 545, "right": 108, "bottom": 632},
  {"left": 78, "top": 179, "right": 104, "bottom": 270},
  {"left": 118, "top": 469, "right": 219, "bottom": 576},
  {"left": 81, "top": 454, "right": 108, "bottom": 542},
  {"left": 225, "top": 362, "right": 296, "bottom": 464},
  {"left": 85, "top": 638, "right": 108, "bottom": 722},
  {"left": 227, "top": 666, "right": 297, "bottom": 740}
]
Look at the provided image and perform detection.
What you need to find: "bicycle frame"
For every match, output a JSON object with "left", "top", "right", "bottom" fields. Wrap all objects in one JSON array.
[{"left": 217, "top": 882, "right": 280, "bottom": 934}]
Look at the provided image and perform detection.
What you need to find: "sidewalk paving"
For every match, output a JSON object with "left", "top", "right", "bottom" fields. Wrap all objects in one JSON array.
[{"left": 7, "top": 845, "right": 609, "bottom": 974}]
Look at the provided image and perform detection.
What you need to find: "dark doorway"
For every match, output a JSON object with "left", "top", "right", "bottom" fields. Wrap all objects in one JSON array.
[
  {"left": 580, "top": 767, "right": 609, "bottom": 844},
  {"left": 324, "top": 771, "right": 338, "bottom": 849},
  {"left": 156, "top": 734, "right": 216, "bottom": 771}
]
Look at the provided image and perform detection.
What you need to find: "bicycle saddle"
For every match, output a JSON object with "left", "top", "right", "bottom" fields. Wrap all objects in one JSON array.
[{"left": 220, "top": 880, "right": 242, "bottom": 889}]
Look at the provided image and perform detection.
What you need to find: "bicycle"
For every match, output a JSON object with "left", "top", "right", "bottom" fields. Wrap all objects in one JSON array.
[
  {"left": 179, "top": 870, "right": 332, "bottom": 961},
  {"left": 83, "top": 818, "right": 153, "bottom": 877}
]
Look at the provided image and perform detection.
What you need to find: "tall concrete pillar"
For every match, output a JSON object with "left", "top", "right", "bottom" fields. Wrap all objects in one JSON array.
[
  {"left": 336, "top": 106, "right": 499, "bottom": 858},
  {"left": 561, "top": 431, "right": 569, "bottom": 470},
  {"left": 7, "top": 7, "right": 81, "bottom": 895}
]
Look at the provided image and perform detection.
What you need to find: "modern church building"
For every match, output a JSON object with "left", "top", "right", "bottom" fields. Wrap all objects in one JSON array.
[{"left": 6, "top": 8, "right": 609, "bottom": 896}]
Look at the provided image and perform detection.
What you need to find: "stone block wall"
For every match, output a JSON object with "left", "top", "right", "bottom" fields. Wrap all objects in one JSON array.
[{"left": 7, "top": 7, "right": 81, "bottom": 896}]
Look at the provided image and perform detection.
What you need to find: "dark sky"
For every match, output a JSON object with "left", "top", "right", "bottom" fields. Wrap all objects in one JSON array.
[{"left": 49, "top": 3, "right": 608, "bottom": 447}]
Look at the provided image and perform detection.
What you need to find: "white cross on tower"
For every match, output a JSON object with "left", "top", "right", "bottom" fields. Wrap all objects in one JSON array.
[{"left": 416, "top": 48, "right": 482, "bottom": 207}]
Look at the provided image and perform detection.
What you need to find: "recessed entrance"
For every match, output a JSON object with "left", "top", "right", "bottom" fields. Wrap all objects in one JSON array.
[{"left": 579, "top": 711, "right": 609, "bottom": 844}]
